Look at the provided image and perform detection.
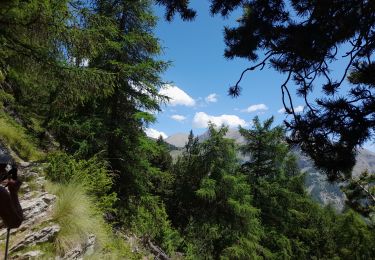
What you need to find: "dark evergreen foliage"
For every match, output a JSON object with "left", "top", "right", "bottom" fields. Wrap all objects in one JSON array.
[
  {"left": 169, "top": 125, "right": 264, "bottom": 259},
  {"left": 343, "top": 171, "right": 375, "bottom": 217},
  {"left": 240, "top": 117, "right": 375, "bottom": 259}
]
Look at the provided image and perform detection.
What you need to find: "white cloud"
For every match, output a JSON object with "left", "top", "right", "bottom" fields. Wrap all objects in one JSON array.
[
  {"left": 193, "top": 112, "right": 248, "bottom": 128},
  {"left": 294, "top": 105, "right": 304, "bottom": 113},
  {"left": 242, "top": 104, "right": 268, "bottom": 113},
  {"left": 171, "top": 114, "right": 186, "bottom": 122},
  {"left": 159, "top": 84, "right": 195, "bottom": 107},
  {"left": 145, "top": 128, "right": 168, "bottom": 139},
  {"left": 278, "top": 108, "right": 286, "bottom": 114},
  {"left": 205, "top": 93, "right": 218, "bottom": 103},
  {"left": 278, "top": 105, "right": 304, "bottom": 114}
]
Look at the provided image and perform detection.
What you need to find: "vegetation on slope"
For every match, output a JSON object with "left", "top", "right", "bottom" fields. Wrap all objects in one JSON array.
[
  {"left": 0, "top": 111, "right": 44, "bottom": 161},
  {"left": 0, "top": 0, "right": 374, "bottom": 259},
  {"left": 47, "top": 182, "right": 136, "bottom": 259}
]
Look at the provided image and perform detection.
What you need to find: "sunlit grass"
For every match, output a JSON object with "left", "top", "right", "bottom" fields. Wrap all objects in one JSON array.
[
  {"left": 0, "top": 112, "right": 44, "bottom": 161},
  {"left": 46, "top": 182, "right": 138, "bottom": 259}
]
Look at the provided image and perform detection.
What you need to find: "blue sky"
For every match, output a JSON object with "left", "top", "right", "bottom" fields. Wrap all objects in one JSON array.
[
  {"left": 145, "top": 2, "right": 375, "bottom": 151},
  {"left": 147, "top": 2, "right": 291, "bottom": 138}
]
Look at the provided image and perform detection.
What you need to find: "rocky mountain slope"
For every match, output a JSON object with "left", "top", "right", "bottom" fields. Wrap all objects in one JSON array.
[
  {"left": 166, "top": 130, "right": 375, "bottom": 211},
  {"left": 165, "top": 133, "right": 190, "bottom": 148}
]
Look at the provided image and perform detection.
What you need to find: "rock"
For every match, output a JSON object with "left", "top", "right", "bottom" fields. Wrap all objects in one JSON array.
[
  {"left": 22, "top": 194, "right": 49, "bottom": 220},
  {"left": 23, "top": 171, "right": 38, "bottom": 180},
  {"left": 34, "top": 177, "right": 45, "bottom": 188},
  {"left": 19, "top": 162, "right": 31, "bottom": 168},
  {"left": 10, "top": 225, "right": 60, "bottom": 252},
  {"left": 0, "top": 192, "right": 56, "bottom": 237},
  {"left": 145, "top": 238, "right": 170, "bottom": 260},
  {"left": 41, "top": 193, "right": 56, "bottom": 204},
  {"left": 22, "top": 191, "right": 35, "bottom": 200},
  {"left": 20, "top": 183, "right": 31, "bottom": 193},
  {"left": 14, "top": 250, "right": 44, "bottom": 259},
  {"left": 124, "top": 233, "right": 140, "bottom": 253},
  {"left": 84, "top": 234, "right": 96, "bottom": 256},
  {"left": 61, "top": 246, "right": 83, "bottom": 260},
  {"left": 60, "top": 234, "right": 96, "bottom": 260}
]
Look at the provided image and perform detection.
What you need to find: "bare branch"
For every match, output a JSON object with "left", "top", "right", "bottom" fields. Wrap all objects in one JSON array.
[
  {"left": 230, "top": 52, "right": 276, "bottom": 97},
  {"left": 281, "top": 70, "right": 297, "bottom": 121}
]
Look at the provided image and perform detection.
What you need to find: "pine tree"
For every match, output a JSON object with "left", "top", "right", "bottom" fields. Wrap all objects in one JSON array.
[
  {"left": 32, "top": 0, "right": 169, "bottom": 201},
  {"left": 240, "top": 117, "right": 339, "bottom": 258},
  {"left": 343, "top": 171, "right": 375, "bottom": 217},
  {"left": 170, "top": 125, "right": 264, "bottom": 259},
  {"left": 239, "top": 116, "right": 288, "bottom": 181}
]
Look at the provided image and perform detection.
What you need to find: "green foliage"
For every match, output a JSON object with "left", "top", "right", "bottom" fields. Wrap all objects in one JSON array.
[
  {"left": 130, "top": 195, "right": 181, "bottom": 255},
  {"left": 170, "top": 125, "right": 264, "bottom": 258},
  {"left": 46, "top": 152, "right": 116, "bottom": 213},
  {"left": 239, "top": 116, "right": 289, "bottom": 181},
  {"left": 112, "top": 136, "right": 178, "bottom": 255},
  {"left": 255, "top": 178, "right": 340, "bottom": 259},
  {"left": 239, "top": 117, "right": 375, "bottom": 259},
  {"left": 334, "top": 210, "right": 375, "bottom": 259},
  {"left": 2, "top": 0, "right": 375, "bottom": 258},
  {"left": 0, "top": 90, "right": 14, "bottom": 109},
  {"left": 0, "top": 111, "right": 44, "bottom": 161},
  {"left": 343, "top": 171, "right": 375, "bottom": 217}
]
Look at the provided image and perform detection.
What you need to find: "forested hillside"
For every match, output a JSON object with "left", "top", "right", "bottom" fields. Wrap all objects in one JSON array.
[
  {"left": 166, "top": 130, "right": 375, "bottom": 212},
  {"left": 1, "top": 0, "right": 375, "bottom": 259}
]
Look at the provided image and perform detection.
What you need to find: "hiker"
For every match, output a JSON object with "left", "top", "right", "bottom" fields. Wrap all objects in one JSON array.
[{"left": 0, "top": 155, "right": 23, "bottom": 229}]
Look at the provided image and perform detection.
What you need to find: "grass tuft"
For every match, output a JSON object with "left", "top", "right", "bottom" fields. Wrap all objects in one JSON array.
[{"left": 46, "top": 182, "right": 138, "bottom": 259}]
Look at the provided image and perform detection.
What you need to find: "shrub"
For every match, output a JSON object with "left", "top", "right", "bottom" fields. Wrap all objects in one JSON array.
[
  {"left": 129, "top": 195, "right": 182, "bottom": 255},
  {"left": 46, "top": 152, "right": 117, "bottom": 213}
]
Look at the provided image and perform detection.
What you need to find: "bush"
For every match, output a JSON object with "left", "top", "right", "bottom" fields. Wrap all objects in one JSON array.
[
  {"left": 129, "top": 195, "right": 182, "bottom": 255},
  {"left": 46, "top": 152, "right": 117, "bottom": 213}
]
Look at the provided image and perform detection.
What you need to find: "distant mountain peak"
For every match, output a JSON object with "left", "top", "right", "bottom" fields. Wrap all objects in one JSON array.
[{"left": 165, "top": 133, "right": 190, "bottom": 148}]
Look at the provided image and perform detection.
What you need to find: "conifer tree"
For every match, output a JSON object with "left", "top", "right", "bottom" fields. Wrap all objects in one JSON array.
[
  {"left": 239, "top": 116, "right": 288, "bottom": 181},
  {"left": 240, "top": 117, "right": 337, "bottom": 258},
  {"left": 170, "top": 125, "right": 264, "bottom": 259},
  {"left": 88, "top": 0, "right": 168, "bottom": 200},
  {"left": 334, "top": 210, "right": 375, "bottom": 259}
]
